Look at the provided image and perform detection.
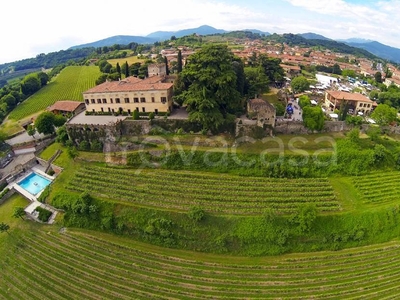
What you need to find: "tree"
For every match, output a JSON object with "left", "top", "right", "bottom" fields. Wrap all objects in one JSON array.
[
  {"left": 37, "top": 72, "right": 49, "bottom": 86},
  {"left": 21, "top": 74, "right": 41, "bottom": 96},
  {"left": 0, "top": 222, "right": 10, "bottom": 234},
  {"left": 116, "top": 62, "right": 121, "bottom": 78},
  {"left": 35, "top": 111, "right": 56, "bottom": 134},
  {"left": 27, "top": 124, "right": 36, "bottom": 138},
  {"left": 53, "top": 114, "right": 67, "bottom": 127},
  {"left": 298, "top": 95, "right": 311, "bottom": 109},
  {"left": 332, "top": 63, "right": 342, "bottom": 75},
  {"left": 121, "top": 61, "right": 129, "bottom": 78},
  {"left": 177, "top": 50, "right": 183, "bottom": 73},
  {"left": 163, "top": 56, "right": 169, "bottom": 75},
  {"left": 1, "top": 94, "right": 16, "bottom": 110},
  {"left": 55, "top": 125, "right": 69, "bottom": 145},
  {"left": 244, "top": 66, "right": 269, "bottom": 97},
  {"left": 12, "top": 207, "right": 26, "bottom": 220},
  {"left": 302, "top": 106, "right": 325, "bottom": 131},
  {"left": 180, "top": 44, "right": 241, "bottom": 131},
  {"left": 291, "top": 76, "right": 310, "bottom": 93},
  {"left": 371, "top": 104, "right": 398, "bottom": 126},
  {"left": 374, "top": 71, "right": 383, "bottom": 83}
]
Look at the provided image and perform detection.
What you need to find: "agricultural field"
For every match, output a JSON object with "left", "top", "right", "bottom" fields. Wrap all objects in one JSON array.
[
  {"left": 1, "top": 223, "right": 400, "bottom": 299},
  {"left": 66, "top": 164, "right": 340, "bottom": 214},
  {"left": 353, "top": 171, "right": 400, "bottom": 205},
  {"left": 107, "top": 55, "right": 145, "bottom": 67},
  {"left": 7, "top": 66, "right": 101, "bottom": 121}
]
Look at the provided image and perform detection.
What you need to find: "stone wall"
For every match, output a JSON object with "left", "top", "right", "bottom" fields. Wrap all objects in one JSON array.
[{"left": 238, "top": 120, "right": 353, "bottom": 137}]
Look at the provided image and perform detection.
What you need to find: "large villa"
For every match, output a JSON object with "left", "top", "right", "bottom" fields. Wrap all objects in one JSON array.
[{"left": 83, "top": 64, "right": 174, "bottom": 115}]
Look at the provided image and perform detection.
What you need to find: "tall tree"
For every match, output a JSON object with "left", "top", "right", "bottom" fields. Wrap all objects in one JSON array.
[
  {"left": 374, "top": 71, "right": 383, "bottom": 83},
  {"left": 122, "top": 61, "right": 129, "bottom": 78},
  {"left": 180, "top": 44, "right": 241, "bottom": 131},
  {"left": 164, "top": 56, "right": 169, "bottom": 75},
  {"left": 116, "top": 62, "right": 121, "bottom": 78},
  {"left": 177, "top": 50, "right": 183, "bottom": 73}
]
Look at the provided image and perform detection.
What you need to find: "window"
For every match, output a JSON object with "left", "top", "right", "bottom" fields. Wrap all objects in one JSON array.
[
  {"left": 102, "top": 99, "right": 107, "bottom": 103},
  {"left": 101, "top": 107, "right": 104, "bottom": 112},
  {"left": 92, "top": 109, "right": 95, "bottom": 112},
  {"left": 124, "top": 98, "right": 130, "bottom": 103},
  {"left": 85, "top": 99, "right": 89, "bottom": 105},
  {"left": 128, "top": 109, "right": 131, "bottom": 114},
  {"left": 116, "top": 98, "right": 120, "bottom": 103},
  {"left": 134, "top": 97, "right": 139, "bottom": 103},
  {"left": 161, "top": 97, "right": 167, "bottom": 104},
  {"left": 110, "top": 98, "right": 113, "bottom": 103},
  {"left": 91, "top": 99, "right": 95, "bottom": 104},
  {"left": 108, "top": 107, "right": 111, "bottom": 112},
  {"left": 155, "top": 109, "right": 158, "bottom": 114},
  {"left": 142, "top": 107, "right": 146, "bottom": 112},
  {"left": 151, "top": 97, "right": 155, "bottom": 102},
  {"left": 140, "top": 97, "right": 146, "bottom": 103},
  {"left": 97, "top": 99, "right": 101, "bottom": 104},
  {"left": 136, "top": 107, "right": 139, "bottom": 111}
]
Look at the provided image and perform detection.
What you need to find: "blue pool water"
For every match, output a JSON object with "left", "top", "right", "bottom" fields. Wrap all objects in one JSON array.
[{"left": 18, "top": 172, "right": 52, "bottom": 195}]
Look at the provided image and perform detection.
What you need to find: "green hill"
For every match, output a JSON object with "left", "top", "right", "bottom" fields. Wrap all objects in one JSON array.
[{"left": 8, "top": 65, "right": 101, "bottom": 121}]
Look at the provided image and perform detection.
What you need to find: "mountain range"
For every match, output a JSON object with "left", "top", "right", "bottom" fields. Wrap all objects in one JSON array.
[{"left": 68, "top": 25, "right": 400, "bottom": 63}]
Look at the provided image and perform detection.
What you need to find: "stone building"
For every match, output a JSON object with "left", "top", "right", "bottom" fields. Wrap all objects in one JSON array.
[{"left": 247, "top": 98, "right": 276, "bottom": 128}]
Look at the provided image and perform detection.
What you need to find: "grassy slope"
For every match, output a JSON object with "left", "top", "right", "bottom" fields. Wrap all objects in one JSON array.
[{"left": 7, "top": 65, "right": 101, "bottom": 121}]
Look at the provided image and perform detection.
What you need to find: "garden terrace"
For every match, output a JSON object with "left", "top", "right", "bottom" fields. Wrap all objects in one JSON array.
[
  {"left": 352, "top": 171, "right": 400, "bottom": 205},
  {"left": 2, "top": 228, "right": 400, "bottom": 299},
  {"left": 66, "top": 165, "right": 340, "bottom": 215}
]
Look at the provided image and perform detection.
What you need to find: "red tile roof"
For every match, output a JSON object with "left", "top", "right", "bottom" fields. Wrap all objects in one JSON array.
[
  {"left": 327, "top": 91, "right": 373, "bottom": 103},
  {"left": 83, "top": 76, "right": 173, "bottom": 94},
  {"left": 48, "top": 101, "right": 84, "bottom": 112}
]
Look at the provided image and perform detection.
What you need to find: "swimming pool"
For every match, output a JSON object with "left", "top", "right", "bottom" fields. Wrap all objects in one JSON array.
[{"left": 17, "top": 172, "right": 52, "bottom": 196}]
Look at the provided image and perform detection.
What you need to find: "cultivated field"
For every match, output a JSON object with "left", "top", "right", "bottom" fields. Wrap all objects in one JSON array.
[
  {"left": 66, "top": 164, "right": 340, "bottom": 214},
  {"left": 8, "top": 66, "right": 101, "bottom": 121},
  {"left": 1, "top": 225, "right": 400, "bottom": 299},
  {"left": 353, "top": 171, "right": 400, "bottom": 205}
]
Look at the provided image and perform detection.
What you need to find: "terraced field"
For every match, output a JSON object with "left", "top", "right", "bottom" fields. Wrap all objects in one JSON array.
[
  {"left": 66, "top": 165, "right": 340, "bottom": 214},
  {"left": 353, "top": 171, "right": 400, "bottom": 204},
  {"left": 1, "top": 228, "right": 400, "bottom": 299},
  {"left": 8, "top": 66, "right": 101, "bottom": 121}
]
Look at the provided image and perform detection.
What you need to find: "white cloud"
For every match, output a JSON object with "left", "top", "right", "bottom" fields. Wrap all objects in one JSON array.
[{"left": 0, "top": 0, "right": 399, "bottom": 64}]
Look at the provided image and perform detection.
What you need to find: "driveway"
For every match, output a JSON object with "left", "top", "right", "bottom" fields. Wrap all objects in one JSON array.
[{"left": 6, "top": 131, "right": 46, "bottom": 146}]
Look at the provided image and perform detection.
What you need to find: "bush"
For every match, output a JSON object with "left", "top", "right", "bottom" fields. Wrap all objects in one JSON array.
[
  {"left": 35, "top": 206, "right": 52, "bottom": 222},
  {"left": 188, "top": 206, "right": 205, "bottom": 222},
  {"left": 132, "top": 110, "right": 140, "bottom": 120},
  {"left": 0, "top": 188, "right": 10, "bottom": 199}
]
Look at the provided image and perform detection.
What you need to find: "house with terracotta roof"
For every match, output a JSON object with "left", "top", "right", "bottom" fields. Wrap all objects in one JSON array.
[
  {"left": 83, "top": 75, "right": 174, "bottom": 115},
  {"left": 47, "top": 101, "right": 86, "bottom": 116},
  {"left": 324, "top": 90, "right": 374, "bottom": 115}
]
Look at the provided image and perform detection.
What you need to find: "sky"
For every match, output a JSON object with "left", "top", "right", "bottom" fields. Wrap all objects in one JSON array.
[{"left": 1, "top": 0, "right": 399, "bottom": 64}]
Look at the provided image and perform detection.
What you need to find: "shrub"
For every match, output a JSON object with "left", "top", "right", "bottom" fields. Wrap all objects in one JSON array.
[
  {"left": 188, "top": 206, "right": 205, "bottom": 222},
  {"left": 132, "top": 110, "right": 140, "bottom": 120},
  {"left": 35, "top": 206, "right": 52, "bottom": 222}
]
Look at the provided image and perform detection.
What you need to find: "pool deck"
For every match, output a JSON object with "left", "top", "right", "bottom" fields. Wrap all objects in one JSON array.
[{"left": 9, "top": 165, "right": 58, "bottom": 224}]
